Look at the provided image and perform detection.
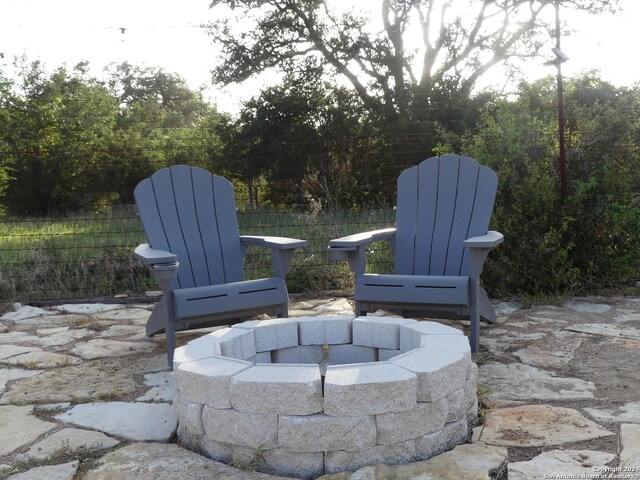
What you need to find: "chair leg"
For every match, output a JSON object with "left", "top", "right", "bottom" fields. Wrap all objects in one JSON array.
[
  {"left": 277, "top": 302, "right": 289, "bottom": 318},
  {"left": 355, "top": 301, "right": 366, "bottom": 317},
  {"left": 164, "top": 294, "right": 177, "bottom": 369},
  {"left": 469, "top": 280, "right": 480, "bottom": 353},
  {"left": 146, "top": 297, "right": 167, "bottom": 337}
]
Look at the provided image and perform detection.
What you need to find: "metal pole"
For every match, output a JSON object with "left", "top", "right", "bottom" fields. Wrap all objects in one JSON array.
[{"left": 555, "top": 0, "right": 567, "bottom": 202}]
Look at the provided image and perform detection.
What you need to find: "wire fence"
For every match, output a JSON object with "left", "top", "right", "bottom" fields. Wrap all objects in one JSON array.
[{"left": 0, "top": 207, "right": 397, "bottom": 302}]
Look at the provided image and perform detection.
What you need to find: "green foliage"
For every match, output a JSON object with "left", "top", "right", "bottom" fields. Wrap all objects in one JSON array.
[
  {"left": 2, "top": 61, "right": 117, "bottom": 213},
  {"left": 221, "top": 76, "right": 394, "bottom": 209},
  {"left": 0, "top": 208, "right": 155, "bottom": 300},
  {"left": 455, "top": 75, "right": 640, "bottom": 296},
  {"left": 1, "top": 60, "right": 224, "bottom": 213}
]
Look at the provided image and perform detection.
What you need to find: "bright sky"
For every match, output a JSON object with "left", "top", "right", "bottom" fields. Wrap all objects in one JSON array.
[{"left": 1, "top": 0, "right": 638, "bottom": 114}]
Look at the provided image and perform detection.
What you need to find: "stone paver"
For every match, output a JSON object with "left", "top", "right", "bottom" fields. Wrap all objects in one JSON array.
[
  {"left": 513, "top": 331, "right": 582, "bottom": 368},
  {"left": 94, "top": 308, "right": 151, "bottom": 323},
  {"left": 71, "top": 338, "right": 157, "bottom": 359},
  {"left": 320, "top": 442, "right": 508, "bottom": 479},
  {"left": 0, "top": 344, "right": 42, "bottom": 360},
  {"left": 0, "top": 405, "right": 57, "bottom": 456},
  {"left": 34, "top": 327, "right": 94, "bottom": 347},
  {"left": 494, "top": 301, "right": 520, "bottom": 315},
  {"left": 564, "top": 300, "right": 611, "bottom": 313},
  {"left": 1, "top": 304, "right": 56, "bottom": 321},
  {"left": 1, "top": 297, "right": 639, "bottom": 479},
  {"left": 313, "top": 298, "right": 353, "bottom": 315},
  {"left": 53, "top": 304, "right": 123, "bottom": 315},
  {"left": 8, "top": 461, "right": 79, "bottom": 480},
  {"left": 136, "top": 371, "right": 174, "bottom": 402},
  {"left": 479, "top": 362, "right": 596, "bottom": 406},
  {"left": 566, "top": 323, "right": 640, "bottom": 339},
  {"left": 620, "top": 423, "right": 640, "bottom": 468},
  {"left": 55, "top": 402, "right": 177, "bottom": 441},
  {"left": 99, "top": 325, "right": 145, "bottom": 337},
  {"left": 18, "top": 427, "right": 119, "bottom": 460},
  {"left": 473, "top": 405, "right": 615, "bottom": 447},
  {"left": 585, "top": 401, "right": 640, "bottom": 423},
  {"left": 0, "top": 364, "right": 138, "bottom": 405},
  {"left": 3, "top": 351, "right": 83, "bottom": 368},
  {"left": 0, "top": 367, "right": 42, "bottom": 394},
  {"left": 614, "top": 309, "right": 640, "bottom": 323},
  {"left": 509, "top": 449, "right": 616, "bottom": 479},
  {"left": 0, "top": 331, "right": 40, "bottom": 344},
  {"left": 81, "top": 443, "right": 289, "bottom": 479}
]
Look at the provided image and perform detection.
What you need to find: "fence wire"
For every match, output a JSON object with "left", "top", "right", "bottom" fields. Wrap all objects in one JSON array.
[{"left": 0, "top": 208, "right": 396, "bottom": 302}]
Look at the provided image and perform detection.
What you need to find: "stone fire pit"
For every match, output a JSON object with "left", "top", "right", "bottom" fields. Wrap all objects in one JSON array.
[{"left": 172, "top": 316, "right": 478, "bottom": 479}]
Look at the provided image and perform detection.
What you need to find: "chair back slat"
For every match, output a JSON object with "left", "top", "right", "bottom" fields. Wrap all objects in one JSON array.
[
  {"left": 394, "top": 164, "right": 419, "bottom": 274},
  {"left": 135, "top": 165, "right": 244, "bottom": 290},
  {"left": 394, "top": 155, "right": 497, "bottom": 276}
]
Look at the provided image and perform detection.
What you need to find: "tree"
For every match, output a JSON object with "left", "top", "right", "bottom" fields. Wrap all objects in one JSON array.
[
  {"left": 2, "top": 60, "right": 226, "bottom": 213},
  {"left": 0, "top": 69, "right": 15, "bottom": 212},
  {"left": 101, "top": 63, "right": 222, "bottom": 203},
  {"left": 206, "top": 0, "right": 618, "bottom": 126},
  {"left": 2, "top": 60, "right": 119, "bottom": 213},
  {"left": 222, "top": 75, "right": 389, "bottom": 209}
]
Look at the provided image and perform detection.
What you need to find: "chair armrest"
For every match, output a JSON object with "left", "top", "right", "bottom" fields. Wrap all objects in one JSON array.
[
  {"left": 133, "top": 244, "right": 179, "bottom": 288},
  {"left": 463, "top": 231, "right": 504, "bottom": 249},
  {"left": 134, "top": 244, "right": 178, "bottom": 264},
  {"left": 239, "top": 235, "right": 307, "bottom": 250},
  {"left": 463, "top": 231, "right": 503, "bottom": 278},
  {"left": 327, "top": 228, "right": 396, "bottom": 276},
  {"left": 328, "top": 228, "right": 396, "bottom": 250},
  {"left": 239, "top": 236, "right": 307, "bottom": 278}
]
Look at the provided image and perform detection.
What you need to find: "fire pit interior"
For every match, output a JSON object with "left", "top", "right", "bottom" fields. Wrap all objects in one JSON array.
[{"left": 172, "top": 315, "right": 478, "bottom": 479}]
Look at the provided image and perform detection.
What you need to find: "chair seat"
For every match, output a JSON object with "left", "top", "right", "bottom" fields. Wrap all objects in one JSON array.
[
  {"left": 355, "top": 274, "right": 470, "bottom": 307},
  {"left": 174, "top": 277, "right": 288, "bottom": 320}
]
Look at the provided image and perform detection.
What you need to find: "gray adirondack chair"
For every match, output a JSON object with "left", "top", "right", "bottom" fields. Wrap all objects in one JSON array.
[
  {"left": 134, "top": 165, "right": 307, "bottom": 366},
  {"left": 328, "top": 154, "right": 503, "bottom": 352}
]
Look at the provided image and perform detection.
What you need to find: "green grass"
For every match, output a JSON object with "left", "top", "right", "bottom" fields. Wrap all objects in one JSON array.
[{"left": 0, "top": 207, "right": 396, "bottom": 302}]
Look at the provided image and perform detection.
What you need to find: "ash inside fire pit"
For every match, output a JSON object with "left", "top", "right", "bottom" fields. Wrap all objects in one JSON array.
[{"left": 172, "top": 315, "right": 478, "bottom": 479}]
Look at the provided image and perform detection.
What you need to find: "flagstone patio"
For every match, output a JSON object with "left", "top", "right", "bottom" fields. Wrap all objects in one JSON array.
[{"left": 1, "top": 294, "right": 640, "bottom": 479}]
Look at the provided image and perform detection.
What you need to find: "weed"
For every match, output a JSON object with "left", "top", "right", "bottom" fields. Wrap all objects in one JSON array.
[
  {"left": 229, "top": 447, "right": 265, "bottom": 472},
  {"left": 94, "top": 390, "right": 123, "bottom": 402},
  {"left": 18, "top": 359, "right": 42, "bottom": 370},
  {"left": 476, "top": 383, "right": 494, "bottom": 426},
  {"left": 95, "top": 361, "right": 119, "bottom": 373},
  {"left": 587, "top": 333, "right": 607, "bottom": 344},
  {"left": 32, "top": 404, "right": 69, "bottom": 422}
]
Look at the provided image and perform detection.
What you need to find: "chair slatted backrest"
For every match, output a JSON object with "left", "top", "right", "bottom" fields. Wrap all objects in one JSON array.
[
  {"left": 394, "top": 155, "right": 498, "bottom": 276},
  {"left": 134, "top": 165, "right": 244, "bottom": 289}
]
